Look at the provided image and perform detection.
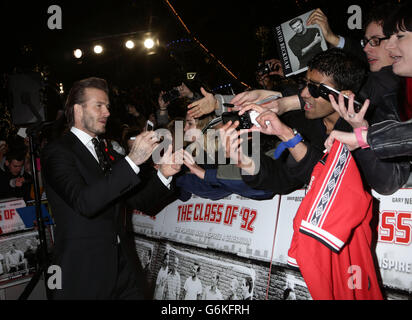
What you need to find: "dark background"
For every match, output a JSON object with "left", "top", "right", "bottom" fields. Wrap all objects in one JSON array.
[{"left": 0, "top": 0, "right": 405, "bottom": 121}]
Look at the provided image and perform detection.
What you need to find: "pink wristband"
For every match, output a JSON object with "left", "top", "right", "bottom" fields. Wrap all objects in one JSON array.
[{"left": 354, "top": 127, "right": 369, "bottom": 149}]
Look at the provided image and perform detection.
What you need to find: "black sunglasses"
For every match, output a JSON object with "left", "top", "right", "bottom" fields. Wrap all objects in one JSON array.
[
  {"left": 300, "top": 79, "right": 362, "bottom": 112},
  {"left": 299, "top": 79, "right": 329, "bottom": 99}
]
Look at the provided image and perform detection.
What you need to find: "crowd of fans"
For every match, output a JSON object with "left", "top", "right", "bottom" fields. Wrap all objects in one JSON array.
[
  {"left": 0, "top": 1, "right": 411, "bottom": 301},
  {"left": 1, "top": 2, "right": 412, "bottom": 207}
]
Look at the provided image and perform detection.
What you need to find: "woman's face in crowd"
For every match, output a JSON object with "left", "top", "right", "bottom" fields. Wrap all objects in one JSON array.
[{"left": 385, "top": 29, "right": 412, "bottom": 77}]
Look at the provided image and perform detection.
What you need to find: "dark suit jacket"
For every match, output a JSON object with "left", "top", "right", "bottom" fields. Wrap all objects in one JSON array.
[{"left": 42, "top": 131, "right": 174, "bottom": 299}]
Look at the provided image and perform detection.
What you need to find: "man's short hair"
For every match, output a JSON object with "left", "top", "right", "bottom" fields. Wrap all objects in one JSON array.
[
  {"left": 289, "top": 18, "right": 303, "bottom": 28},
  {"left": 308, "top": 48, "right": 367, "bottom": 93},
  {"left": 64, "top": 77, "right": 109, "bottom": 127}
]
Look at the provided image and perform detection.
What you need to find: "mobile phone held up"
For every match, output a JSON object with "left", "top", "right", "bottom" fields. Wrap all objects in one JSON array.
[
  {"left": 319, "top": 84, "right": 363, "bottom": 113},
  {"left": 146, "top": 120, "right": 154, "bottom": 131},
  {"left": 129, "top": 120, "right": 154, "bottom": 140}
]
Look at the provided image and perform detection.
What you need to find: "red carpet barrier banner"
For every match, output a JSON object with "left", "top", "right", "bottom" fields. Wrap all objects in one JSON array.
[
  {"left": 133, "top": 194, "right": 280, "bottom": 262},
  {"left": 132, "top": 189, "right": 412, "bottom": 294},
  {"left": 272, "top": 189, "right": 306, "bottom": 265},
  {"left": 0, "top": 199, "right": 27, "bottom": 235},
  {"left": 373, "top": 189, "right": 412, "bottom": 292},
  {"left": 0, "top": 198, "right": 54, "bottom": 235}
]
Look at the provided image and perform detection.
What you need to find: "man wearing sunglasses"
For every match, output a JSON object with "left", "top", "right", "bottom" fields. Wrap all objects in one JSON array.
[
  {"left": 228, "top": 4, "right": 409, "bottom": 195},
  {"left": 226, "top": 48, "right": 409, "bottom": 197}
]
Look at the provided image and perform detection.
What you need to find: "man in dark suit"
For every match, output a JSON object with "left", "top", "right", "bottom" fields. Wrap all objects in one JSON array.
[{"left": 42, "top": 77, "right": 182, "bottom": 299}]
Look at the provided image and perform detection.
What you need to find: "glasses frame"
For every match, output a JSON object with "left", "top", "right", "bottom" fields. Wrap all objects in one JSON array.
[
  {"left": 299, "top": 79, "right": 324, "bottom": 98},
  {"left": 360, "top": 36, "right": 389, "bottom": 48}
]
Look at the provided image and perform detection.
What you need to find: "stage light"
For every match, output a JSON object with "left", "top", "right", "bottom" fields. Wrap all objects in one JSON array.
[
  {"left": 143, "top": 38, "right": 155, "bottom": 49},
  {"left": 93, "top": 45, "right": 103, "bottom": 54},
  {"left": 125, "top": 40, "right": 135, "bottom": 49},
  {"left": 73, "top": 49, "right": 82, "bottom": 59}
]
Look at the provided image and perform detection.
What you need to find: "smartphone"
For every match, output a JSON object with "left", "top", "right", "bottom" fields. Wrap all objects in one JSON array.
[
  {"left": 146, "top": 120, "right": 154, "bottom": 131},
  {"left": 320, "top": 84, "right": 362, "bottom": 113}
]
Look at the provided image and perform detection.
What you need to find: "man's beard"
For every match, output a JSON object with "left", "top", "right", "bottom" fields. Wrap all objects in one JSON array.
[{"left": 83, "top": 115, "right": 106, "bottom": 136}]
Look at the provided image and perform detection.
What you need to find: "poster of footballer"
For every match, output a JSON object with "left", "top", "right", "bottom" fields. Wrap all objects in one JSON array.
[
  {"left": 274, "top": 9, "right": 328, "bottom": 77},
  {"left": 0, "top": 231, "right": 40, "bottom": 286}
]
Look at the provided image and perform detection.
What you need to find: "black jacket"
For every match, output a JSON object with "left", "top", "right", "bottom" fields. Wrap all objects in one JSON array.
[
  {"left": 0, "top": 168, "right": 32, "bottom": 201},
  {"left": 368, "top": 119, "right": 412, "bottom": 159},
  {"left": 42, "top": 131, "right": 174, "bottom": 299}
]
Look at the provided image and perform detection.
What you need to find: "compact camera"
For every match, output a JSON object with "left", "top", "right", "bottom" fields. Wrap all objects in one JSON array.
[
  {"left": 162, "top": 88, "right": 180, "bottom": 103},
  {"left": 222, "top": 111, "right": 259, "bottom": 130}
]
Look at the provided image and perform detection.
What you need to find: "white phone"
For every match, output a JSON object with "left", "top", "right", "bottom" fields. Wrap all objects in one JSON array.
[{"left": 146, "top": 120, "right": 154, "bottom": 131}]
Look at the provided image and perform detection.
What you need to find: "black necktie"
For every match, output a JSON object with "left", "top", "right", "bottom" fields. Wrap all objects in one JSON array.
[{"left": 92, "top": 138, "right": 111, "bottom": 173}]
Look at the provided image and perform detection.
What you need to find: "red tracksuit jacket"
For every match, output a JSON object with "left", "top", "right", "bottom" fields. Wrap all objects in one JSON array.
[{"left": 287, "top": 141, "right": 383, "bottom": 300}]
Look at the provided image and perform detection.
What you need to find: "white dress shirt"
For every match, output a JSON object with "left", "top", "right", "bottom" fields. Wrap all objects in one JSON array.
[{"left": 70, "top": 127, "right": 172, "bottom": 188}]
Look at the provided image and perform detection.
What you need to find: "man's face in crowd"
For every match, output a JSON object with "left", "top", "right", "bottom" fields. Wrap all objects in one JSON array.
[
  {"left": 212, "top": 273, "right": 219, "bottom": 287},
  {"left": 75, "top": 88, "right": 110, "bottom": 137},
  {"left": 301, "top": 69, "right": 337, "bottom": 120},
  {"left": 291, "top": 20, "right": 304, "bottom": 34},
  {"left": 191, "top": 265, "right": 198, "bottom": 277},
  {"left": 230, "top": 279, "right": 238, "bottom": 292},
  {"left": 385, "top": 29, "right": 412, "bottom": 77},
  {"left": 6, "top": 159, "right": 24, "bottom": 176},
  {"left": 363, "top": 21, "right": 395, "bottom": 72},
  {"left": 241, "top": 279, "right": 249, "bottom": 297}
]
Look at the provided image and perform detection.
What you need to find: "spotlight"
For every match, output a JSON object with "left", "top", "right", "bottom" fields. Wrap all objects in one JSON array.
[
  {"left": 125, "top": 40, "right": 135, "bottom": 49},
  {"left": 93, "top": 45, "right": 103, "bottom": 54},
  {"left": 73, "top": 49, "right": 82, "bottom": 59},
  {"left": 143, "top": 38, "right": 155, "bottom": 49}
]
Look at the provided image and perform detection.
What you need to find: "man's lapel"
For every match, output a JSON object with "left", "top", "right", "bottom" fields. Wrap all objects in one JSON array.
[{"left": 66, "top": 131, "right": 104, "bottom": 175}]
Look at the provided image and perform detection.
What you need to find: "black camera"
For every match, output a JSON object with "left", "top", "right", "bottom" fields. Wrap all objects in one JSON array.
[
  {"left": 162, "top": 88, "right": 180, "bottom": 103},
  {"left": 221, "top": 111, "right": 253, "bottom": 130}
]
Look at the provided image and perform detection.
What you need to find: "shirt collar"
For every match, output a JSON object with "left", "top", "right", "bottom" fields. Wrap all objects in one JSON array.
[{"left": 70, "top": 127, "right": 97, "bottom": 147}]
